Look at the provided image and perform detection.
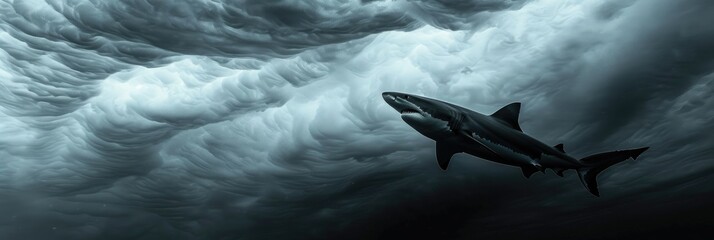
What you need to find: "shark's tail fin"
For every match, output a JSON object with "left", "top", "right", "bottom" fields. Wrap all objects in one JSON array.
[{"left": 576, "top": 147, "right": 649, "bottom": 196}]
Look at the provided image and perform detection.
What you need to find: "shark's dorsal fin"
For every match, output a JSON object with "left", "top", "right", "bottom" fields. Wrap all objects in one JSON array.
[
  {"left": 554, "top": 143, "right": 565, "bottom": 153},
  {"left": 436, "top": 142, "right": 461, "bottom": 170},
  {"left": 491, "top": 102, "right": 522, "bottom": 132}
]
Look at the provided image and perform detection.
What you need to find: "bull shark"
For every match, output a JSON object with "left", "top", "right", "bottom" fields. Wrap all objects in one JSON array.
[{"left": 382, "top": 92, "right": 649, "bottom": 196}]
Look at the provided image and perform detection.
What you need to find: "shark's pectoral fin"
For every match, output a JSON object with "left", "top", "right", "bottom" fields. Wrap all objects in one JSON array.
[
  {"left": 436, "top": 142, "right": 461, "bottom": 170},
  {"left": 521, "top": 167, "right": 538, "bottom": 178}
]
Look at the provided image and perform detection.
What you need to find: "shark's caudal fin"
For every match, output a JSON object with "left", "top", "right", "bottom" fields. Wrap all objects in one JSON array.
[{"left": 576, "top": 147, "right": 649, "bottom": 196}]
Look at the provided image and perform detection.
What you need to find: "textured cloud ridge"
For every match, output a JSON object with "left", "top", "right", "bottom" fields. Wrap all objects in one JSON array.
[{"left": 1, "top": 0, "right": 713, "bottom": 239}]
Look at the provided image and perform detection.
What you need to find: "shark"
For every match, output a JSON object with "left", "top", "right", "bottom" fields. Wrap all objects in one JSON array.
[{"left": 382, "top": 92, "right": 649, "bottom": 196}]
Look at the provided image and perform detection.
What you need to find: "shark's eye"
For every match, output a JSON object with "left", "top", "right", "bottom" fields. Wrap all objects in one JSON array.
[{"left": 404, "top": 95, "right": 410, "bottom": 99}]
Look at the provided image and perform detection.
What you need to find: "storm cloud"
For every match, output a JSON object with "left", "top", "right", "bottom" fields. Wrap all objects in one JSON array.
[{"left": 1, "top": 0, "right": 713, "bottom": 239}]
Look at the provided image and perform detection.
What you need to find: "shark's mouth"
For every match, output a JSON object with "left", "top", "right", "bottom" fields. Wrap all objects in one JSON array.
[
  {"left": 400, "top": 109, "right": 421, "bottom": 115},
  {"left": 382, "top": 93, "right": 430, "bottom": 117},
  {"left": 398, "top": 98, "right": 431, "bottom": 118}
]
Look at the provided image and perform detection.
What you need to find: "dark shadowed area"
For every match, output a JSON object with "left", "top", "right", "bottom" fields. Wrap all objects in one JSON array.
[{"left": 1, "top": 0, "right": 713, "bottom": 239}]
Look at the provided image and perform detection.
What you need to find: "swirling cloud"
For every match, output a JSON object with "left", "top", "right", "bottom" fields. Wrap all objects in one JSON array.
[{"left": 1, "top": 0, "right": 713, "bottom": 239}]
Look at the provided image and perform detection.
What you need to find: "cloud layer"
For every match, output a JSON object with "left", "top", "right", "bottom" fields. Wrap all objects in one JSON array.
[{"left": 1, "top": 0, "right": 713, "bottom": 239}]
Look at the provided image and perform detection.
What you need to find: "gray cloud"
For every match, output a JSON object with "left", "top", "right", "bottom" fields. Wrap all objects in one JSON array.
[
  {"left": 1, "top": 0, "right": 714, "bottom": 239},
  {"left": 2, "top": 0, "right": 524, "bottom": 63}
]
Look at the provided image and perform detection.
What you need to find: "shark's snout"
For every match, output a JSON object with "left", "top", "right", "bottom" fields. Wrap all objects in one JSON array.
[
  {"left": 381, "top": 92, "right": 396, "bottom": 102},
  {"left": 382, "top": 92, "right": 414, "bottom": 113},
  {"left": 382, "top": 92, "right": 408, "bottom": 103},
  {"left": 382, "top": 92, "right": 452, "bottom": 140},
  {"left": 382, "top": 92, "right": 429, "bottom": 120},
  {"left": 382, "top": 92, "right": 401, "bottom": 111}
]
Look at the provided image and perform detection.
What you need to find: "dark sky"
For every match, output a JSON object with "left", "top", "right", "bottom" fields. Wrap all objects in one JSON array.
[{"left": 1, "top": 0, "right": 713, "bottom": 239}]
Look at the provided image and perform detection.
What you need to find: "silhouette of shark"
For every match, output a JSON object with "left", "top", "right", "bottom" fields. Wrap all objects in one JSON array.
[{"left": 383, "top": 92, "right": 648, "bottom": 196}]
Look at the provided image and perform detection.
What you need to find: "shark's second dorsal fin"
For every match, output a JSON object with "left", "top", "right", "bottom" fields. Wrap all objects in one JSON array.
[{"left": 491, "top": 102, "right": 522, "bottom": 132}]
